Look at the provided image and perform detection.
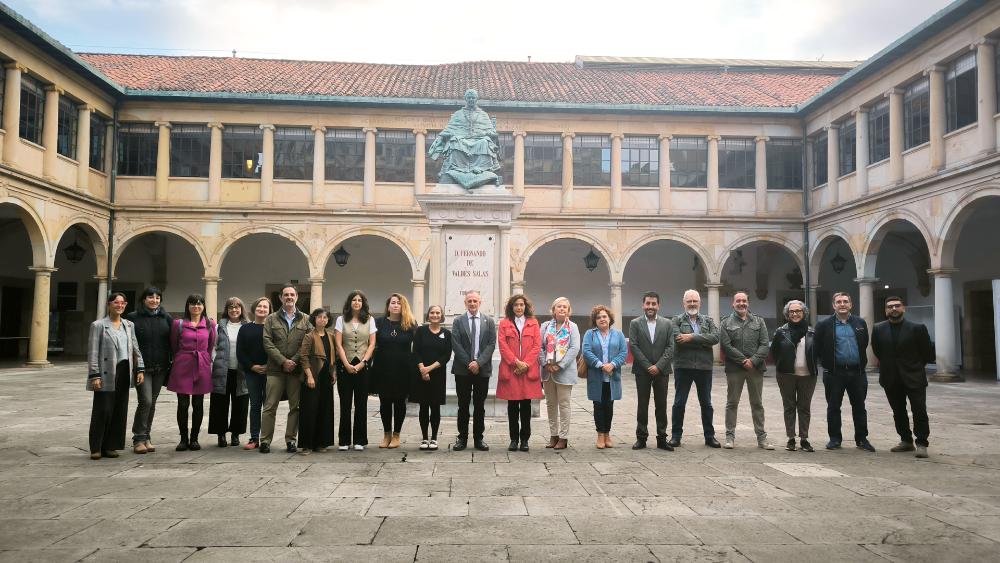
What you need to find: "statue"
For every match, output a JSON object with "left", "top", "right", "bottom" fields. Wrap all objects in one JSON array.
[{"left": 428, "top": 89, "right": 503, "bottom": 190}]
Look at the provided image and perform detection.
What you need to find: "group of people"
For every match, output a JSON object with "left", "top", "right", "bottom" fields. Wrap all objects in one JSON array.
[{"left": 86, "top": 284, "right": 936, "bottom": 461}]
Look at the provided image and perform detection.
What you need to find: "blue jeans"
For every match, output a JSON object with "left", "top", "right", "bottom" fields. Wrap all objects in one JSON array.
[
  {"left": 671, "top": 368, "right": 715, "bottom": 440},
  {"left": 245, "top": 371, "right": 267, "bottom": 441},
  {"left": 823, "top": 369, "right": 869, "bottom": 443}
]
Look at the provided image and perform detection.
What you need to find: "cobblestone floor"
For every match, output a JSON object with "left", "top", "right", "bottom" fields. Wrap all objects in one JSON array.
[{"left": 1, "top": 362, "right": 999, "bottom": 562}]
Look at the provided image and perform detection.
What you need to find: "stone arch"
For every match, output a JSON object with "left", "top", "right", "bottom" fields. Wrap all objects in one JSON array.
[
  {"left": 519, "top": 230, "right": 618, "bottom": 281},
  {"left": 620, "top": 231, "right": 715, "bottom": 282},
  {"left": 113, "top": 224, "right": 208, "bottom": 274},
  {"left": 209, "top": 224, "right": 314, "bottom": 278},
  {"left": 808, "top": 227, "right": 860, "bottom": 280},
  {"left": 318, "top": 226, "right": 419, "bottom": 280},
  {"left": 861, "top": 210, "right": 934, "bottom": 278},
  {"left": 51, "top": 216, "right": 110, "bottom": 277},
  {"left": 936, "top": 186, "right": 1000, "bottom": 269},
  {"left": 718, "top": 233, "right": 804, "bottom": 282},
  {"left": 0, "top": 196, "right": 50, "bottom": 266}
]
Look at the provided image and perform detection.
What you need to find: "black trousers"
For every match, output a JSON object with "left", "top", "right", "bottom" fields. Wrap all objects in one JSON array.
[
  {"left": 89, "top": 361, "right": 130, "bottom": 454},
  {"left": 823, "top": 369, "right": 869, "bottom": 442},
  {"left": 379, "top": 395, "right": 406, "bottom": 433},
  {"left": 177, "top": 394, "right": 204, "bottom": 440},
  {"left": 419, "top": 403, "right": 441, "bottom": 440},
  {"left": 635, "top": 371, "right": 668, "bottom": 440},
  {"left": 593, "top": 382, "right": 614, "bottom": 433},
  {"left": 208, "top": 369, "right": 249, "bottom": 436},
  {"left": 299, "top": 369, "right": 335, "bottom": 449},
  {"left": 337, "top": 361, "right": 368, "bottom": 446},
  {"left": 455, "top": 374, "right": 489, "bottom": 441},
  {"left": 882, "top": 380, "right": 929, "bottom": 447},
  {"left": 507, "top": 399, "right": 531, "bottom": 442}
]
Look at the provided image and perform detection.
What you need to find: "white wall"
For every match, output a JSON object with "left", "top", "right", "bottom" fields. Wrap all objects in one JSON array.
[
  {"left": 524, "top": 238, "right": 611, "bottom": 326},
  {"left": 115, "top": 234, "right": 204, "bottom": 315},
  {"left": 322, "top": 235, "right": 414, "bottom": 317},
  {"left": 622, "top": 240, "right": 702, "bottom": 321},
  {"left": 218, "top": 234, "right": 310, "bottom": 316}
]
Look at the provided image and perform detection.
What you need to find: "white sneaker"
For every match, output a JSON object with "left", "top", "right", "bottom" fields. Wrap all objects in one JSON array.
[
  {"left": 337, "top": 445, "right": 349, "bottom": 451},
  {"left": 428, "top": 440, "right": 438, "bottom": 450},
  {"left": 723, "top": 438, "right": 734, "bottom": 449},
  {"left": 758, "top": 441, "right": 775, "bottom": 450},
  {"left": 353, "top": 444, "right": 364, "bottom": 451},
  {"left": 419, "top": 440, "right": 429, "bottom": 450}
]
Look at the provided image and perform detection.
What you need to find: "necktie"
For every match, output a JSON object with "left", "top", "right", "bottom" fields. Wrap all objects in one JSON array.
[{"left": 470, "top": 316, "right": 478, "bottom": 359}]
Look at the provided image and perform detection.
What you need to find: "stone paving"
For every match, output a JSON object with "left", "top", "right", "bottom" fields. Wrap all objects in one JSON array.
[{"left": 1, "top": 362, "right": 999, "bottom": 562}]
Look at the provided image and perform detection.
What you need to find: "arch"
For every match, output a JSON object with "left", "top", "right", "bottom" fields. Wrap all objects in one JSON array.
[
  {"left": 717, "top": 233, "right": 804, "bottom": 282},
  {"left": 318, "top": 226, "right": 419, "bottom": 280},
  {"left": 808, "top": 228, "right": 860, "bottom": 282},
  {"left": 861, "top": 210, "right": 934, "bottom": 278},
  {"left": 113, "top": 224, "right": 208, "bottom": 274},
  {"left": 620, "top": 231, "right": 715, "bottom": 282},
  {"left": 0, "top": 196, "right": 51, "bottom": 266},
  {"left": 51, "top": 216, "right": 110, "bottom": 277},
  {"left": 936, "top": 186, "right": 1000, "bottom": 268},
  {"left": 519, "top": 230, "right": 619, "bottom": 280},
  {"left": 209, "top": 224, "right": 313, "bottom": 277}
]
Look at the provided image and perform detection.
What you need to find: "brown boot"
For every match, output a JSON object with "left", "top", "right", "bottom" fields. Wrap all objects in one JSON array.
[
  {"left": 554, "top": 438, "right": 568, "bottom": 450},
  {"left": 388, "top": 432, "right": 401, "bottom": 448},
  {"left": 144, "top": 440, "right": 156, "bottom": 453},
  {"left": 379, "top": 432, "right": 391, "bottom": 448},
  {"left": 604, "top": 433, "right": 614, "bottom": 448},
  {"left": 133, "top": 442, "right": 148, "bottom": 454},
  {"left": 546, "top": 435, "right": 559, "bottom": 448},
  {"left": 596, "top": 433, "right": 606, "bottom": 449}
]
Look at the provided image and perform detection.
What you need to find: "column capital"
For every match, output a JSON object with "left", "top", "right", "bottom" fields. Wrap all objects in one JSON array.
[
  {"left": 310, "top": 125, "right": 326, "bottom": 133},
  {"left": 922, "top": 65, "right": 946, "bottom": 76},
  {"left": 362, "top": 127, "right": 377, "bottom": 134},
  {"left": 93, "top": 275, "right": 108, "bottom": 282},
  {"left": 927, "top": 268, "right": 959, "bottom": 277},
  {"left": 824, "top": 123, "right": 840, "bottom": 132},
  {"left": 513, "top": 130, "right": 527, "bottom": 138},
  {"left": 207, "top": 122, "right": 224, "bottom": 130},
  {"left": 704, "top": 283, "right": 724, "bottom": 289},
  {"left": 610, "top": 133, "right": 624, "bottom": 140},
  {"left": 658, "top": 134, "right": 673, "bottom": 142},
  {"left": 970, "top": 37, "right": 998, "bottom": 50},
  {"left": 259, "top": 123, "right": 275, "bottom": 131},
  {"left": 202, "top": 276, "right": 221, "bottom": 283},
  {"left": 497, "top": 224, "right": 512, "bottom": 232},
  {"left": 560, "top": 132, "right": 576, "bottom": 140},
  {"left": 28, "top": 266, "right": 57, "bottom": 275},
  {"left": 884, "top": 87, "right": 905, "bottom": 98},
  {"left": 307, "top": 277, "right": 325, "bottom": 284},
  {"left": 412, "top": 128, "right": 427, "bottom": 136},
  {"left": 3, "top": 62, "right": 28, "bottom": 72},
  {"left": 430, "top": 225, "right": 443, "bottom": 233},
  {"left": 154, "top": 121, "right": 172, "bottom": 129},
  {"left": 706, "top": 135, "right": 721, "bottom": 142},
  {"left": 807, "top": 284, "right": 821, "bottom": 290},
  {"left": 608, "top": 282, "right": 623, "bottom": 290},
  {"left": 410, "top": 278, "right": 426, "bottom": 286},
  {"left": 851, "top": 107, "right": 869, "bottom": 117},
  {"left": 754, "top": 135, "right": 769, "bottom": 143},
  {"left": 853, "top": 277, "right": 879, "bottom": 284},
  {"left": 43, "top": 85, "right": 64, "bottom": 95}
]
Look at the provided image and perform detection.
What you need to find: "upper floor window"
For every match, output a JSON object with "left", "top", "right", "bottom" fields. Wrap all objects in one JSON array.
[
  {"left": 169, "top": 124, "right": 210, "bottom": 178},
  {"left": 222, "top": 125, "right": 262, "bottom": 179},
  {"left": 766, "top": 138, "right": 802, "bottom": 190},
  {"left": 273, "top": 126, "right": 312, "bottom": 180},
  {"left": 670, "top": 136, "right": 707, "bottom": 188},
  {"left": 622, "top": 135, "right": 658, "bottom": 187},
  {"left": 946, "top": 52, "right": 977, "bottom": 132},
  {"left": 524, "top": 133, "right": 561, "bottom": 186},
  {"left": 116, "top": 122, "right": 157, "bottom": 177},
  {"left": 718, "top": 137, "right": 754, "bottom": 189},
  {"left": 89, "top": 114, "right": 106, "bottom": 172},
  {"left": 19, "top": 75, "right": 44, "bottom": 144},
  {"left": 573, "top": 134, "right": 610, "bottom": 186},
  {"left": 425, "top": 131, "right": 443, "bottom": 183},
  {"left": 56, "top": 96, "right": 77, "bottom": 159},
  {"left": 811, "top": 132, "right": 828, "bottom": 187},
  {"left": 326, "top": 129, "right": 364, "bottom": 181},
  {"left": 498, "top": 133, "right": 514, "bottom": 185},
  {"left": 868, "top": 100, "right": 890, "bottom": 164},
  {"left": 838, "top": 119, "right": 856, "bottom": 177},
  {"left": 904, "top": 78, "right": 930, "bottom": 149},
  {"left": 375, "top": 130, "right": 415, "bottom": 183}
]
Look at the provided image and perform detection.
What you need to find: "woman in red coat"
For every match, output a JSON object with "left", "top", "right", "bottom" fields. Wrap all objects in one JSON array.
[{"left": 497, "top": 293, "right": 543, "bottom": 452}]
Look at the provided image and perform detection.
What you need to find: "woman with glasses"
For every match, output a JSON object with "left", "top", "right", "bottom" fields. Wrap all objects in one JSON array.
[
  {"left": 769, "top": 300, "right": 817, "bottom": 452},
  {"left": 167, "top": 294, "right": 217, "bottom": 452},
  {"left": 210, "top": 297, "right": 250, "bottom": 448}
]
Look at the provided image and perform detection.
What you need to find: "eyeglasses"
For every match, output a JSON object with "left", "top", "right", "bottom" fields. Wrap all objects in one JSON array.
[
  {"left": 227, "top": 305, "right": 242, "bottom": 310},
  {"left": 886, "top": 304, "right": 904, "bottom": 309},
  {"left": 787, "top": 310, "right": 804, "bottom": 315}
]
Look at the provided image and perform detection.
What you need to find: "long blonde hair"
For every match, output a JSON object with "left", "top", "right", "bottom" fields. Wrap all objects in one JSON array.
[{"left": 386, "top": 293, "right": 416, "bottom": 331}]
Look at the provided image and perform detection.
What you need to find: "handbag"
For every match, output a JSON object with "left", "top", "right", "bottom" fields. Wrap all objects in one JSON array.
[{"left": 577, "top": 333, "right": 589, "bottom": 379}]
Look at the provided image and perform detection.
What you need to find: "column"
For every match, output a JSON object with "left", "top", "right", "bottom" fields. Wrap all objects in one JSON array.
[
  {"left": 26, "top": 266, "right": 56, "bottom": 366},
  {"left": 429, "top": 226, "right": 443, "bottom": 307},
  {"left": 413, "top": 129, "right": 426, "bottom": 196},
  {"left": 610, "top": 133, "right": 623, "bottom": 212},
  {"left": 854, "top": 108, "right": 869, "bottom": 196},
  {"left": 311, "top": 125, "right": 325, "bottom": 205},
  {"left": 609, "top": 282, "right": 623, "bottom": 322},
  {"left": 658, "top": 134, "right": 672, "bottom": 214},
  {"left": 855, "top": 277, "right": 877, "bottom": 361},
  {"left": 42, "top": 86, "right": 61, "bottom": 179},
  {"left": 807, "top": 284, "right": 820, "bottom": 325},
  {"left": 754, "top": 136, "right": 768, "bottom": 215},
  {"left": 925, "top": 65, "right": 946, "bottom": 170},
  {"left": 76, "top": 105, "right": 92, "bottom": 191},
  {"left": 511, "top": 279, "right": 525, "bottom": 296},
  {"left": 95, "top": 275, "right": 108, "bottom": 321},
  {"left": 929, "top": 269, "right": 962, "bottom": 381},
  {"left": 203, "top": 276, "right": 220, "bottom": 321},
  {"left": 411, "top": 279, "right": 426, "bottom": 324},
  {"left": 560, "top": 132, "right": 574, "bottom": 210},
  {"left": 207, "top": 122, "right": 223, "bottom": 203},
  {"left": 707, "top": 135, "right": 720, "bottom": 212},
  {"left": 705, "top": 283, "right": 722, "bottom": 364},
  {"left": 975, "top": 39, "right": 997, "bottom": 153},
  {"left": 886, "top": 88, "right": 904, "bottom": 183},
  {"left": 259, "top": 124, "right": 274, "bottom": 203},
  {"left": 513, "top": 131, "right": 526, "bottom": 196},
  {"left": 2, "top": 63, "right": 24, "bottom": 164},
  {"left": 154, "top": 121, "right": 172, "bottom": 202},
  {"left": 362, "top": 127, "right": 376, "bottom": 206},
  {"left": 498, "top": 226, "right": 512, "bottom": 311},
  {"left": 826, "top": 125, "right": 840, "bottom": 206},
  {"left": 309, "top": 277, "right": 324, "bottom": 310}
]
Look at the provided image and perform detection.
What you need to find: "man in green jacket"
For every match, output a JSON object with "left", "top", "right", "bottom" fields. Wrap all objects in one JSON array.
[
  {"left": 261, "top": 285, "right": 312, "bottom": 454},
  {"left": 720, "top": 291, "right": 774, "bottom": 450},
  {"left": 669, "top": 289, "right": 721, "bottom": 448}
]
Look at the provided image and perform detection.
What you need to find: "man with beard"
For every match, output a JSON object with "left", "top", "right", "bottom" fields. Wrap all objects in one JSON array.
[
  {"left": 872, "top": 296, "right": 935, "bottom": 458},
  {"left": 261, "top": 285, "right": 312, "bottom": 454},
  {"left": 720, "top": 291, "right": 773, "bottom": 450},
  {"left": 628, "top": 291, "right": 675, "bottom": 451},
  {"left": 669, "top": 289, "right": 721, "bottom": 448}
]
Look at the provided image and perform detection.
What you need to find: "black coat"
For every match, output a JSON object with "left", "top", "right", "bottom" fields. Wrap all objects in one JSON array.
[
  {"left": 813, "top": 314, "right": 869, "bottom": 372},
  {"left": 871, "top": 319, "right": 935, "bottom": 389},
  {"left": 126, "top": 306, "right": 173, "bottom": 368},
  {"left": 770, "top": 324, "right": 817, "bottom": 376}
]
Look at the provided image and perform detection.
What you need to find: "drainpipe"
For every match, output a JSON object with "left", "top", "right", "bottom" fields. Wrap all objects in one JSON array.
[
  {"left": 800, "top": 116, "right": 811, "bottom": 308},
  {"left": 106, "top": 102, "right": 119, "bottom": 294}
]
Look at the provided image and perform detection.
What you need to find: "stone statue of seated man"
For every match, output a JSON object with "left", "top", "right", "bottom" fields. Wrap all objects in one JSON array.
[{"left": 428, "top": 88, "right": 503, "bottom": 190}]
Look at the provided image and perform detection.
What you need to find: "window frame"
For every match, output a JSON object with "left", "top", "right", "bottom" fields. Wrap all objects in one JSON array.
[
  {"left": 116, "top": 122, "right": 158, "bottom": 177},
  {"left": 169, "top": 123, "right": 211, "bottom": 178},
  {"left": 868, "top": 100, "right": 890, "bottom": 164},
  {"left": 838, "top": 119, "right": 856, "bottom": 177},
  {"left": 903, "top": 78, "right": 930, "bottom": 150},
  {"left": 766, "top": 138, "right": 803, "bottom": 190},
  {"left": 273, "top": 126, "right": 313, "bottom": 181},
  {"left": 572, "top": 134, "right": 611, "bottom": 186},
  {"left": 523, "top": 133, "right": 562, "bottom": 186},
  {"left": 718, "top": 137, "right": 755, "bottom": 189},
  {"left": 18, "top": 74, "right": 45, "bottom": 144},
  {"left": 621, "top": 135, "right": 659, "bottom": 187},
  {"left": 89, "top": 113, "right": 106, "bottom": 172},
  {"left": 945, "top": 51, "right": 977, "bottom": 133},
  {"left": 56, "top": 95, "right": 77, "bottom": 159},
  {"left": 811, "top": 133, "right": 828, "bottom": 187},
  {"left": 669, "top": 136, "right": 708, "bottom": 188},
  {"left": 325, "top": 129, "right": 365, "bottom": 182},
  {"left": 374, "top": 130, "right": 415, "bottom": 183},
  {"left": 221, "top": 125, "right": 263, "bottom": 179}
]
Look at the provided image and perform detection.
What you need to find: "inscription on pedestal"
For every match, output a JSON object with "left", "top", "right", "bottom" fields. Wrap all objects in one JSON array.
[{"left": 445, "top": 233, "right": 495, "bottom": 317}]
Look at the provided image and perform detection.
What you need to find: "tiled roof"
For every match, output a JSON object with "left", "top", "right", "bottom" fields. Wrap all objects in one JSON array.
[{"left": 78, "top": 53, "right": 849, "bottom": 109}]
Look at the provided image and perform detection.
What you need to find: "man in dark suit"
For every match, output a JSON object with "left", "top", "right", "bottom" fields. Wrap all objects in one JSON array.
[
  {"left": 451, "top": 290, "right": 497, "bottom": 451},
  {"left": 872, "top": 296, "right": 935, "bottom": 459},
  {"left": 628, "top": 291, "right": 675, "bottom": 451}
]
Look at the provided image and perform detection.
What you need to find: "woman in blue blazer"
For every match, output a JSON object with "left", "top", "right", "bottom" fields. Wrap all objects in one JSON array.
[{"left": 582, "top": 305, "right": 628, "bottom": 449}]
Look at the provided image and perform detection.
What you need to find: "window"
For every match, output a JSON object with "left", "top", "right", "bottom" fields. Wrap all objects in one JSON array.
[
  {"left": 116, "top": 122, "right": 158, "bottom": 176},
  {"left": 904, "top": 78, "right": 930, "bottom": 149},
  {"left": 946, "top": 52, "right": 977, "bottom": 132},
  {"left": 670, "top": 137, "right": 707, "bottom": 187},
  {"left": 868, "top": 100, "right": 890, "bottom": 164},
  {"left": 19, "top": 74, "right": 44, "bottom": 144},
  {"left": 425, "top": 131, "right": 443, "bottom": 183},
  {"left": 325, "top": 129, "right": 365, "bottom": 181},
  {"left": 273, "top": 126, "right": 312, "bottom": 180},
  {"left": 524, "top": 134, "right": 561, "bottom": 185},
  {"left": 89, "top": 114, "right": 106, "bottom": 172},
  {"left": 622, "top": 135, "right": 658, "bottom": 187},
  {"left": 55, "top": 96, "right": 77, "bottom": 159},
  {"left": 766, "top": 138, "right": 802, "bottom": 190},
  {"left": 812, "top": 133, "right": 827, "bottom": 187},
  {"left": 169, "top": 124, "right": 210, "bottom": 178},
  {"left": 718, "top": 137, "right": 754, "bottom": 188},
  {"left": 499, "top": 133, "right": 514, "bottom": 184},
  {"left": 375, "top": 130, "right": 415, "bottom": 182},
  {"left": 56, "top": 282, "right": 78, "bottom": 312},
  {"left": 222, "top": 125, "right": 262, "bottom": 179},
  {"left": 572, "top": 135, "right": 611, "bottom": 186},
  {"left": 838, "top": 119, "right": 856, "bottom": 177}
]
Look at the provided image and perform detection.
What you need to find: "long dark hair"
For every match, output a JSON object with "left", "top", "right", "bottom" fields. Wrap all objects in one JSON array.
[
  {"left": 504, "top": 293, "right": 535, "bottom": 320},
  {"left": 341, "top": 290, "right": 370, "bottom": 323},
  {"left": 184, "top": 293, "right": 206, "bottom": 321}
]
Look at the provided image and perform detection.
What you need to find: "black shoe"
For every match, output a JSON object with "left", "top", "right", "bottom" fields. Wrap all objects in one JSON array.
[
  {"left": 474, "top": 440, "right": 490, "bottom": 451},
  {"left": 826, "top": 440, "right": 842, "bottom": 450},
  {"left": 230, "top": 435, "right": 240, "bottom": 447},
  {"left": 800, "top": 439, "right": 814, "bottom": 452},
  {"left": 656, "top": 438, "right": 674, "bottom": 451},
  {"left": 175, "top": 439, "right": 189, "bottom": 452},
  {"left": 453, "top": 438, "right": 467, "bottom": 451},
  {"left": 632, "top": 440, "right": 647, "bottom": 450},
  {"left": 667, "top": 438, "right": 682, "bottom": 448},
  {"left": 101, "top": 450, "right": 120, "bottom": 458},
  {"left": 786, "top": 438, "right": 796, "bottom": 451},
  {"left": 259, "top": 442, "right": 271, "bottom": 454},
  {"left": 519, "top": 441, "right": 530, "bottom": 452},
  {"left": 705, "top": 437, "right": 721, "bottom": 448},
  {"left": 856, "top": 439, "right": 876, "bottom": 453},
  {"left": 286, "top": 441, "right": 297, "bottom": 453},
  {"left": 188, "top": 440, "right": 201, "bottom": 451},
  {"left": 890, "top": 441, "right": 915, "bottom": 453},
  {"left": 508, "top": 440, "right": 518, "bottom": 452},
  {"left": 217, "top": 435, "right": 228, "bottom": 448}
]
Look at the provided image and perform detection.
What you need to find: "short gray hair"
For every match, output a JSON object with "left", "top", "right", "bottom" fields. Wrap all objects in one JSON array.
[{"left": 783, "top": 300, "right": 809, "bottom": 320}]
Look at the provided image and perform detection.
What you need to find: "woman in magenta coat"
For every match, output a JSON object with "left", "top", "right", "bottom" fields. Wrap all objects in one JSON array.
[
  {"left": 497, "top": 293, "right": 543, "bottom": 452},
  {"left": 167, "top": 294, "right": 217, "bottom": 451}
]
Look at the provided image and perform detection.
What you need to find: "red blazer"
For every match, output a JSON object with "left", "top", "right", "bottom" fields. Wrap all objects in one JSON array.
[{"left": 496, "top": 317, "right": 543, "bottom": 400}]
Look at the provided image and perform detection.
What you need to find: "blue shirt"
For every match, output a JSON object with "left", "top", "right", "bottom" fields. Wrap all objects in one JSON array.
[
  {"left": 282, "top": 309, "right": 297, "bottom": 331},
  {"left": 596, "top": 330, "right": 612, "bottom": 383},
  {"left": 834, "top": 316, "right": 860, "bottom": 367},
  {"left": 689, "top": 315, "right": 701, "bottom": 334}
]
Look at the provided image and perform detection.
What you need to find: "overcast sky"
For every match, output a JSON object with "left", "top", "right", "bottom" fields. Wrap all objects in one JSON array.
[{"left": 9, "top": 0, "right": 954, "bottom": 64}]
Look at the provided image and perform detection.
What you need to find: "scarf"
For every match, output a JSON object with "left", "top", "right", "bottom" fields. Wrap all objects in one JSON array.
[
  {"left": 544, "top": 319, "right": 571, "bottom": 364},
  {"left": 788, "top": 319, "right": 808, "bottom": 345}
]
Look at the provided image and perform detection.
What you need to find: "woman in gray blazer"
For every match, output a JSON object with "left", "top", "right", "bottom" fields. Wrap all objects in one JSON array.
[
  {"left": 87, "top": 292, "right": 144, "bottom": 460},
  {"left": 539, "top": 296, "right": 580, "bottom": 450},
  {"left": 210, "top": 297, "right": 250, "bottom": 448}
]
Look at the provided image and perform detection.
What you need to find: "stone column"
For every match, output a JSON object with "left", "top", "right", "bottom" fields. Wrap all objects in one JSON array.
[
  {"left": 95, "top": 275, "right": 108, "bottom": 321},
  {"left": 513, "top": 131, "right": 526, "bottom": 196},
  {"left": 362, "top": 127, "right": 377, "bottom": 206},
  {"left": 707, "top": 135, "right": 720, "bottom": 212},
  {"left": 886, "top": 88, "right": 904, "bottom": 184},
  {"left": 26, "top": 266, "right": 56, "bottom": 367},
  {"left": 511, "top": 279, "right": 525, "bottom": 296},
  {"left": 498, "top": 226, "right": 512, "bottom": 310},
  {"left": 975, "top": 39, "right": 997, "bottom": 153},
  {"left": 259, "top": 124, "right": 274, "bottom": 203},
  {"left": 610, "top": 133, "right": 623, "bottom": 212},
  {"left": 705, "top": 282, "right": 723, "bottom": 364},
  {"left": 76, "top": 105, "right": 92, "bottom": 192},
  {"left": 413, "top": 129, "right": 426, "bottom": 195},
  {"left": 826, "top": 125, "right": 840, "bottom": 206},
  {"left": 609, "top": 282, "right": 623, "bottom": 322},
  {"left": 929, "top": 268, "right": 962, "bottom": 381},
  {"left": 754, "top": 136, "right": 768, "bottom": 215},
  {"left": 42, "top": 86, "right": 61, "bottom": 179},
  {"left": 429, "top": 226, "right": 444, "bottom": 307},
  {"left": 207, "top": 122, "right": 223, "bottom": 203},
  {"left": 309, "top": 277, "right": 324, "bottom": 310},
  {"left": 560, "top": 132, "right": 574, "bottom": 210},
  {"left": 203, "top": 276, "right": 220, "bottom": 321},
  {"left": 925, "top": 65, "right": 946, "bottom": 170},
  {"left": 311, "top": 125, "right": 325, "bottom": 206},
  {"left": 2, "top": 63, "right": 25, "bottom": 164},
  {"left": 855, "top": 277, "right": 877, "bottom": 361},
  {"left": 411, "top": 279, "right": 426, "bottom": 324},
  {"left": 154, "top": 121, "right": 172, "bottom": 202},
  {"left": 658, "top": 134, "right": 672, "bottom": 214},
  {"left": 807, "top": 284, "right": 820, "bottom": 324},
  {"left": 854, "top": 108, "right": 869, "bottom": 197}
]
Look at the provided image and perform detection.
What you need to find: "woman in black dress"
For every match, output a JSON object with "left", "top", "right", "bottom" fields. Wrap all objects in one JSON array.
[
  {"left": 411, "top": 305, "right": 452, "bottom": 451},
  {"left": 373, "top": 293, "right": 417, "bottom": 449},
  {"left": 297, "top": 308, "right": 336, "bottom": 454}
]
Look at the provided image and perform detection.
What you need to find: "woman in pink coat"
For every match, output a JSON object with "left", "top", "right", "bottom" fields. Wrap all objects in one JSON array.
[
  {"left": 497, "top": 293, "right": 543, "bottom": 452},
  {"left": 167, "top": 294, "right": 217, "bottom": 452}
]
